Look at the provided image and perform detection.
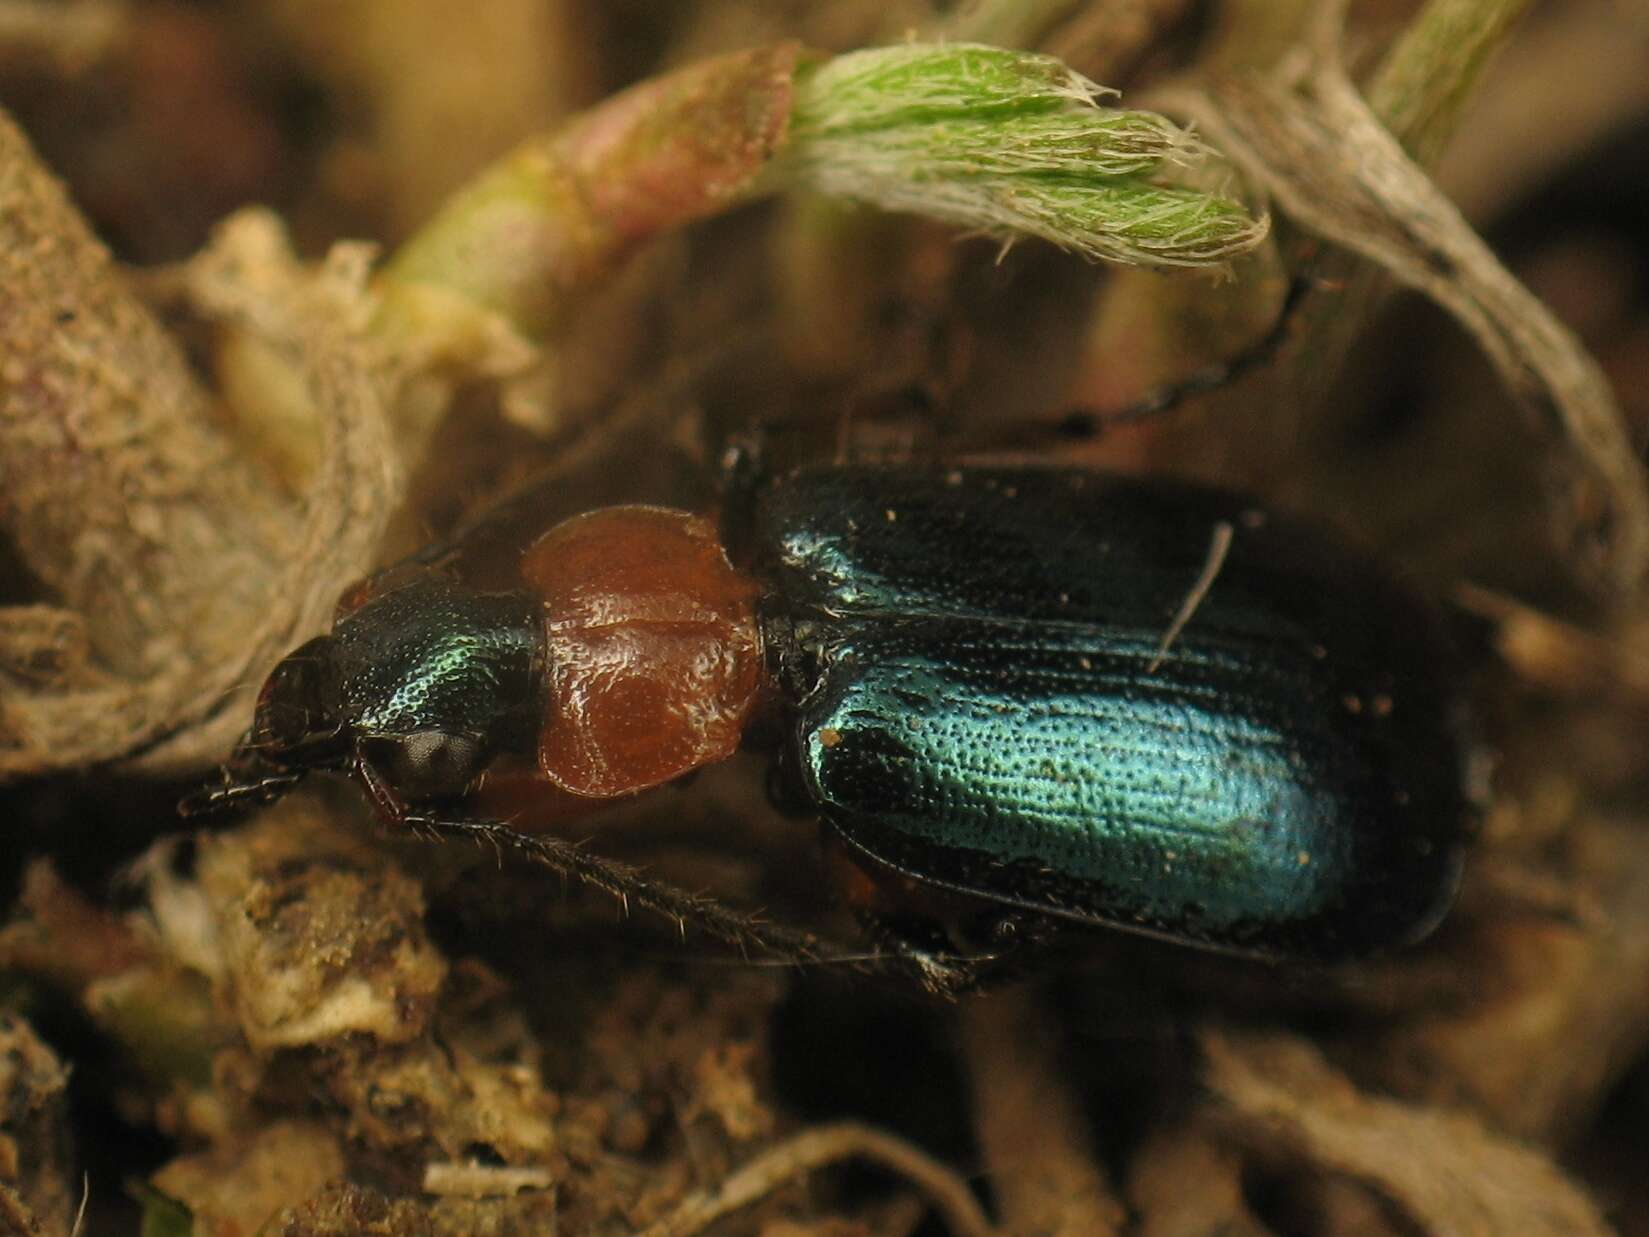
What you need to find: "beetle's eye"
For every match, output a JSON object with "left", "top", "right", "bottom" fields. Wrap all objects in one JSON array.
[{"left": 361, "top": 731, "right": 483, "bottom": 802}]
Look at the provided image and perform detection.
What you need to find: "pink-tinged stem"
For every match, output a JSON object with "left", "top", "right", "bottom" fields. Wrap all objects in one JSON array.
[{"left": 382, "top": 42, "right": 800, "bottom": 341}]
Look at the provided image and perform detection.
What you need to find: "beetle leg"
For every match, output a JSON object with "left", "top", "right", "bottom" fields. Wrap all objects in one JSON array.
[
  {"left": 850, "top": 899, "right": 1079, "bottom": 994},
  {"left": 851, "top": 914, "right": 1003, "bottom": 996},
  {"left": 354, "top": 751, "right": 410, "bottom": 825},
  {"left": 420, "top": 815, "right": 884, "bottom": 968},
  {"left": 969, "top": 908, "right": 1064, "bottom": 977},
  {"left": 177, "top": 766, "right": 305, "bottom": 817},
  {"left": 179, "top": 726, "right": 309, "bottom": 817},
  {"left": 1018, "top": 270, "right": 1316, "bottom": 444},
  {"left": 354, "top": 753, "right": 833, "bottom": 965}
]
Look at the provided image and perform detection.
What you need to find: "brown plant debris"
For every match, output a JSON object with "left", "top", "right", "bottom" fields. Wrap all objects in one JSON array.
[
  {"left": 0, "top": 1016, "right": 73, "bottom": 1236},
  {"left": 1203, "top": 1029, "right": 1612, "bottom": 1236},
  {"left": 0, "top": 158, "right": 397, "bottom": 776},
  {"left": 637, "top": 1121, "right": 996, "bottom": 1237},
  {"left": 150, "top": 1121, "right": 347, "bottom": 1237}
]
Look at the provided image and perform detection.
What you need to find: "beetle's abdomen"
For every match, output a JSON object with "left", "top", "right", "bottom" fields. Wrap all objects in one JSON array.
[{"left": 753, "top": 467, "right": 1471, "bottom": 961}]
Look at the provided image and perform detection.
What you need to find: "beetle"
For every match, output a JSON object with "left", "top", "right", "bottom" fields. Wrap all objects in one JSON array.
[{"left": 188, "top": 456, "right": 1473, "bottom": 991}]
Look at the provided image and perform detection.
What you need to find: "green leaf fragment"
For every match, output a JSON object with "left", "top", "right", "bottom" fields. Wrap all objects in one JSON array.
[
  {"left": 794, "top": 43, "right": 1112, "bottom": 128},
  {"left": 787, "top": 43, "right": 1266, "bottom": 267},
  {"left": 796, "top": 110, "right": 1190, "bottom": 179}
]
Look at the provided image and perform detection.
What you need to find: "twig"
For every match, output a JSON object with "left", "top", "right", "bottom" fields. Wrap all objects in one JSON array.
[
  {"left": 67, "top": 1178, "right": 85, "bottom": 1237},
  {"left": 639, "top": 1121, "right": 996, "bottom": 1237},
  {"left": 960, "top": 988, "right": 1124, "bottom": 1236}
]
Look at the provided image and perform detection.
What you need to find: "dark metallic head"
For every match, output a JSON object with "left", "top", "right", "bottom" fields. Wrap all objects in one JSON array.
[{"left": 189, "top": 576, "right": 544, "bottom": 816}]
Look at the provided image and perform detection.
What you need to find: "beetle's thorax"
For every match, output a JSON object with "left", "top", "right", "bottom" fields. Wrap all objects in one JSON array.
[{"left": 520, "top": 505, "right": 763, "bottom": 798}]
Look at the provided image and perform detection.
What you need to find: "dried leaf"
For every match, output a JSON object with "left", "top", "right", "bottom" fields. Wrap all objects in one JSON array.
[{"left": 1203, "top": 1030, "right": 1611, "bottom": 1237}]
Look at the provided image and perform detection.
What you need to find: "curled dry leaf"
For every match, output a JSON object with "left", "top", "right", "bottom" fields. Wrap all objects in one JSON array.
[
  {"left": 123, "top": 212, "right": 402, "bottom": 771},
  {"left": 1202, "top": 1029, "right": 1611, "bottom": 1237},
  {"left": 1366, "top": 810, "right": 1649, "bottom": 1143},
  {"left": 0, "top": 110, "right": 398, "bottom": 779}
]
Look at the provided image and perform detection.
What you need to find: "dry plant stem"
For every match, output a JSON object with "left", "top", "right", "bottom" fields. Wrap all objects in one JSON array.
[
  {"left": 0, "top": 106, "right": 397, "bottom": 777},
  {"left": 0, "top": 105, "right": 239, "bottom": 672},
  {"left": 1154, "top": 0, "right": 1649, "bottom": 598},
  {"left": 638, "top": 1121, "right": 996, "bottom": 1237},
  {"left": 959, "top": 987, "right": 1124, "bottom": 1236},
  {"left": 1203, "top": 1030, "right": 1612, "bottom": 1236},
  {"left": 1196, "top": 0, "right": 1318, "bottom": 77},
  {"left": 1042, "top": 0, "right": 1197, "bottom": 81},
  {"left": 134, "top": 212, "right": 400, "bottom": 773}
]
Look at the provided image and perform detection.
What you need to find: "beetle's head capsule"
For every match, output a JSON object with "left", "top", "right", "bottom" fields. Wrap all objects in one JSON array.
[
  {"left": 183, "top": 576, "right": 547, "bottom": 819},
  {"left": 177, "top": 635, "right": 353, "bottom": 817}
]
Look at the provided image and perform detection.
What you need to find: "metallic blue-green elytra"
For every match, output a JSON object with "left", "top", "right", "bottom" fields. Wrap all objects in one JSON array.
[{"left": 750, "top": 466, "right": 1471, "bottom": 962}]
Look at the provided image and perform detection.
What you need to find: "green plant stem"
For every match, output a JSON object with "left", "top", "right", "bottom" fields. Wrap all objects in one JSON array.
[
  {"left": 379, "top": 42, "right": 800, "bottom": 347},
  {"left": 377, "top": 40, "right": 1266, "bottom": 369},
  {"left": 1367, "top": 0, "right": 1537, "bottom": 161}
]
